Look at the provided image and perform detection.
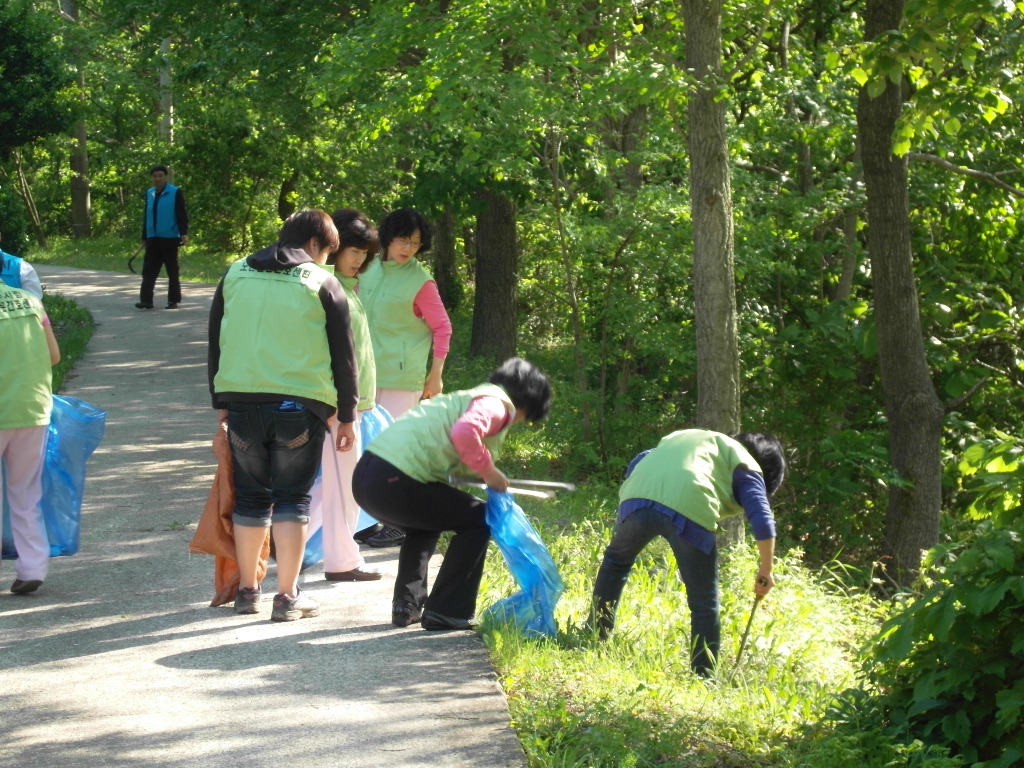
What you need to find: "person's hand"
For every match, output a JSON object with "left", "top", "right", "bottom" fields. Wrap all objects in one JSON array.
[
  {"left": 480, "top": 466, "right": 510, "bottom": 493},
  {"left": 754, "top": 572, "right": 774, "bottom": 597},
  {"left": 180, "top": 235, "right": 189, "bottom": 245},
  {"left": 335, "top": 421, "right": 356, "bottom": 451},
  {"left": 422, "top": 370, "right": 443, "bottom": 399}
]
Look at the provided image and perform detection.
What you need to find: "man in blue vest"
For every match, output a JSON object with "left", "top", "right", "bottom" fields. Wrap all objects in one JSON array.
[{"left": 137, "top": 164, "right": 189, "bottom": 309}]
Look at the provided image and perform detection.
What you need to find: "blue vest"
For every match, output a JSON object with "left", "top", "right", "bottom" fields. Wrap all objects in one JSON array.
[
  {"left": 145, "top": 184, "right": 181, "bottom": 238},
  {"left": 0, "top": 251, "right": 23, "bottom": 289}
]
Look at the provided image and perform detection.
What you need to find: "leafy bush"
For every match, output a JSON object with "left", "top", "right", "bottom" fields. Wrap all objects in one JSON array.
[{"left": 861, "top": 521, "right": 1024, "bottom": 767}]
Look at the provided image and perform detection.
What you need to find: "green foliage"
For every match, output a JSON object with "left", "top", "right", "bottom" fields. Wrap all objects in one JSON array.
[
  {"left": 860, "top": 521, "right": 1024, "bottom": 765},
  {"left": 0, "top": 0, "right": 76, "bottom": 159},
  {"left": 954, "top": 432, "right": 1024, "bottom": 527},
  {"left": 0, "top": 181, "right": 30, "bottom": 255},
  {"left": 42, "top": 291, "right": 94, "bottom": 393}
]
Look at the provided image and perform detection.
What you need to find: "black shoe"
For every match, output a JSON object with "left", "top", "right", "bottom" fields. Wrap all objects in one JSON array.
[
  {"left": 325, "top": 566, "right": 383, "bottom": 582},
  {"left": 366, "top": 525, "right": 405, "bottom": 548},
  {"left": 166, "top": 302, "right": 179, "bottom": 309},
  {"left": 353, "top": 523, "right": 382, "bottom": 544},
  {"left": 421, "top": 610, "right": 476, "bottom": 631},
  {"left": 134, "top": 302, "right": 154, "bottom": 309},
  {"left": 392, "top": 601, "right": 423, "bottom": 627},
  {"left": 10, "top": 579, "right": 43, "bottom": 595}
]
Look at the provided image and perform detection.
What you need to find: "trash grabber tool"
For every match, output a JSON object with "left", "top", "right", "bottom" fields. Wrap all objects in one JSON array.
[
  {"left": 728, "top": 576, "right": 769, "bottom": 683},
  {"left": 448, "top": 475, "right": 575, "bottom": 493},
  {"left": 127, "top": 243, "right": 144, "bottom": 274},
  {"left": 447, "top": 475, "right": 555, "bottom": 499}
]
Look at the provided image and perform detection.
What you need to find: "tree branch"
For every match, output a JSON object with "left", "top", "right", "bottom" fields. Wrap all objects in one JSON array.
[{"left": 909, "top": 153, "right": 1024, "bottom": 198}]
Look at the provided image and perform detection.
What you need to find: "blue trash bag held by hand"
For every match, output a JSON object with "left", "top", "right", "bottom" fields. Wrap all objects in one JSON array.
[
  {"left": 482, "top": 489, "right": 564, "bottom": 637},
  {"left": 2, "top": 395, "right": 106, "bottom": 558}
]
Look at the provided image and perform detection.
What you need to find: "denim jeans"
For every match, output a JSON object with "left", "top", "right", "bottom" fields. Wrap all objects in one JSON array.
[
  {"left": 225, "top": 402, "right": 326, "bottom": 527},
  {"left": 592, "top": 506, "right": 720, "bottom": 675}
]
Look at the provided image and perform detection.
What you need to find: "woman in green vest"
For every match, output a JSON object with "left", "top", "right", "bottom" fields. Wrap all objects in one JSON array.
[
  {"left": 590, "top": 430, "right": 786, "bottom": 677},
  {"left": 352, "top": 357, "right": 552, "bottom": 631},
  {"left": 357, "top": 208, "right": 453, "bottom": 549}
]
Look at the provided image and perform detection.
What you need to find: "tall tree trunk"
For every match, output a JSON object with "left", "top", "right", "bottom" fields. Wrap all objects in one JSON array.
[
  {"left": 683, "top": 0, "right": 742, "bottom": 546},
  {"left": 683, "top": 0, "right": 740, "bottom": 435},
  {"left": 277, "top": 170, "right": 299, "bottom": 222},
  {"left": 61, "top": 0, "right": 91, "bottom": 237},
  {"left": 159, "top": 38, "right": 174, "bottom": 142},
  {"left": 858, "top": 0, "right": 944, "bottom": 586},
  {"left": 470, "top": 189, "right": 517, "bottom": 362},
  {"left": 433, "top": 204, "right": 463, "bottom": 310}
]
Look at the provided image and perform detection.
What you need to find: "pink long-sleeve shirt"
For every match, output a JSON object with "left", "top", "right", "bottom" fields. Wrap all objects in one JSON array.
[
  {"left": 450, "top": 395, "right": 512, "bottom": 475},
  {"left": 412, "top": 281, "right": 452, "bottom": 358}
]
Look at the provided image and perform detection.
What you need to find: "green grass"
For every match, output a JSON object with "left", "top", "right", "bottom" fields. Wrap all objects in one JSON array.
[
  {"left": 42, "top": 292, "right": 95, "bottom": 393},
  {"left": 476, "top": 486, "right": 892, "bottom": 768},
  {"left": 30, "top": 234, "right": 237, "bottom": 284}
]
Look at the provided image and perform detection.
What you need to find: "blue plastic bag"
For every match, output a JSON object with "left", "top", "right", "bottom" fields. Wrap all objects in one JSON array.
[
  {"left": 301, "top": 403, "right": 394, "bottom": 569},
  {"left": 482, "top": 489, "right": 564, "bottom": 637},
  {"left": 2, "top": 395, "right": 107, "bottom": 558}
]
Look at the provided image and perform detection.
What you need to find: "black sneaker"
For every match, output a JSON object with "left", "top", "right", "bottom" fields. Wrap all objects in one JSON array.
[
  {"left": 134, "top": 302, "right": 154, "bottom": 309},
  {"left": 366, "top": 525, "right": 405, "bottom": 548},
  {"left": 166, "top": 302, "right": 179, "bottom": 309},
  {"left": 233, "top": 585, "right": 261, "bottom": 614},
  {"left": 353, "top": 523, "right": 382, "bottom": 544},
  {"left": 392, "top": 601, "right": 422, "bottom": 627}
]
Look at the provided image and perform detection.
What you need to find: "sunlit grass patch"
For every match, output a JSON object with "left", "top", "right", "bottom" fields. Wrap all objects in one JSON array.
[{"left": 479, "top": 495, "right": 885, "bottom": 767}]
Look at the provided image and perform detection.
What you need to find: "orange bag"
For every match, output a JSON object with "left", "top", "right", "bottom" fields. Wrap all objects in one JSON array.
[{"left": 189, "top": 425, "right": 270, "bottom": 606}]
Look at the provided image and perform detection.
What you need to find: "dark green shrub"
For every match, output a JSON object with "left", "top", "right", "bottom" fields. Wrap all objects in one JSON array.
[{"left": 864, "top": 521, "right": 1024, "bottom": 767}]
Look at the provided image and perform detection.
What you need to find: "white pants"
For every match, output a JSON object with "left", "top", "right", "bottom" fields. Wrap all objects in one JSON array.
[
  {"left": 308, "top": 415, "right": 365, "bottom": 573},
  {"left": 375, "top": 388, "right": 422, "bottom": 421},
  {"left": 1, "top": 426, "right": 50, "bottom": 582}
]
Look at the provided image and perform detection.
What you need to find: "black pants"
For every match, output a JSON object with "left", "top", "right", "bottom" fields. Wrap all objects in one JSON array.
[
  {"left": 352, "top": 452, "right": 490, "bottom": 619},
  {"left": 139, "top": 237, "right": 181, "bottom": 304}
]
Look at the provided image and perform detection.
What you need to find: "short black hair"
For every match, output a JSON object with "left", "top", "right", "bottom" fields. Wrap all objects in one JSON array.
[
  {"left": 489, "top": 357, "right": 552, "bottom": 423},
  {"left": 733, "top": 432, "right": 787, "bottom": 496},
  {"left": 150, "top": 164, "right": 169, "bottom": 175},
  {"left": 330, "top": 208, "right": 380, "bottom": 273},
  {"left": 278, "top": 209, "right": 339, "bottom": 253},
  {"left": 378, "top": 208, "right": 433, "bottom": 255}
]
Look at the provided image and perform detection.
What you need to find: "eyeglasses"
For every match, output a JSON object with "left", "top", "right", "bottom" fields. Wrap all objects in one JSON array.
[{"left": 393, "top": 237, "right": 422, "bottom": 249}]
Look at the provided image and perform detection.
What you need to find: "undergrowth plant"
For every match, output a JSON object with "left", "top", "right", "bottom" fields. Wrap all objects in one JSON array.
[
  {"left": 42, "top": 291, "right": 94, "bottom": 392},
  {"left": 478, "top": 490, "right": 883, "bottom": 768}
]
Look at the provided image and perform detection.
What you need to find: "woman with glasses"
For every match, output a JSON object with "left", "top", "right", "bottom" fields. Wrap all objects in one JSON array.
[{"left": 357, "top": 208, "right": 453, "bottom": 548}]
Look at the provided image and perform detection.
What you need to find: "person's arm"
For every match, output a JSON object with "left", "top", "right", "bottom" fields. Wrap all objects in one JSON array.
[
  {"left": 412, "top": 281, "right": 451, "bottom": 398},
  {"left": 21, "top": 263, "right": 42, "bottom": 299},
  {"left": 207, "top": 279, "right": 226, "bottom": 407},
  {"left": 321, "top": 276, "right": 359, "bottom": 428},
  {"left": 42, "top": 315, "right": 60, "bottom": 365},
  {"left": 733, "top": 467, "right": 777, "bottom": 595},
  {"left": 176, "top": 188, "right": 189, "bottom": 243},
  {"left": 451, "top": 395, "right": 512, "bottom": 491}
]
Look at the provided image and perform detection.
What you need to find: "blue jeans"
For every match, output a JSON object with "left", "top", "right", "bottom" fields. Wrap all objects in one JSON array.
[
  {"left": 591, "top": 507, "right": 720, "bottom": 675},
  {"left": 225, "top": 402, "right": 326, "bottom": 527}
]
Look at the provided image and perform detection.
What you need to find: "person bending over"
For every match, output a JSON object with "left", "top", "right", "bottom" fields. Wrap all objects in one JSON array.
[{"left": 590, "top": 429, "right": 786, "bottom": 676}]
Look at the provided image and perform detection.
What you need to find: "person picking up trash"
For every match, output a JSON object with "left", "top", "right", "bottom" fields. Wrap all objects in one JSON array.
[
  {"left": 352, "top": 357, "right": 551, "bottom": 632},
  {"left": 589, "top": 429, "right": 786, "bottom": 677}
]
